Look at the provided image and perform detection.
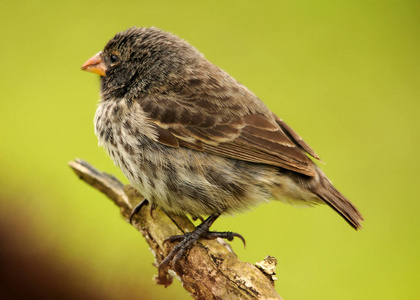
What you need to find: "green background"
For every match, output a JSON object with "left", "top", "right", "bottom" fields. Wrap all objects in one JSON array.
[{"left": 1, "top": 0, "right": 418, "bottom": 299}]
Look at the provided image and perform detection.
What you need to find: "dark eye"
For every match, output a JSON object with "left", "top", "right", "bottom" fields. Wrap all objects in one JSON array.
[{"left": 110, "top": 54, "right": 120, "bottom": 64}]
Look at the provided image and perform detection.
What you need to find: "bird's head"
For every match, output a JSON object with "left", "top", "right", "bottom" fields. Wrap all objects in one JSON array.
[{"left": 81, "top": 27, "right": 201, "bottom": 100}]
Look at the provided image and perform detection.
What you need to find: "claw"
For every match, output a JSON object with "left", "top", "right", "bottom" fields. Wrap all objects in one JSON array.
[
  {"left": 232, "top": 232, "right": 246, "bottom": 248},
  {"left": 128, "top": 199, "right": 148, "bottom": 224},
  {"left": 206, "top": 231, "right": 246, "bottom": 248},
  {"left": 149, "top": 202, "right": 157, "bottom": 219}
]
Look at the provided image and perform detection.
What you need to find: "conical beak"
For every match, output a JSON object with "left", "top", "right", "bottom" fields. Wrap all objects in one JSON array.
[{"left": 81, "top": 52, "right": 107, "bottom": 76}]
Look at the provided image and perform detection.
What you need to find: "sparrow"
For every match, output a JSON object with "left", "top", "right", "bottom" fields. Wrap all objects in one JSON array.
[{"left": 81, "top": 27, "right": 363, "bottom": 275}]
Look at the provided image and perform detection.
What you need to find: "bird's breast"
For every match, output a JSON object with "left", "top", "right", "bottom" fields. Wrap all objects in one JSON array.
[{"left": 94, "top": 98, "right": 160, "bottom": 193}]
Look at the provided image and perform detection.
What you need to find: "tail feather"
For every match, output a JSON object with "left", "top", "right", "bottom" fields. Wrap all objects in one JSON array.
[{"left": 315, "top": 172, "right": 364, "bottom": 230}]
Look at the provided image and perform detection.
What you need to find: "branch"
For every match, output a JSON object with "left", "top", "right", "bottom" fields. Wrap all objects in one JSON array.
[{"left": 69, "top": 159, "right": 282, "bottom": 300}]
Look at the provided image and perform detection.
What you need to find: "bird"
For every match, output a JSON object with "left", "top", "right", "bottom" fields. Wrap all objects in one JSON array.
[{"left": 81, "top": 27, "right": 363, "bottom": 274}]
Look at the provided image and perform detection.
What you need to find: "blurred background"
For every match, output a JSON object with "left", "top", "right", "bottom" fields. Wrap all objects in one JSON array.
[{"left": 1, "top": 0, "right": 418, "bottom": 299}]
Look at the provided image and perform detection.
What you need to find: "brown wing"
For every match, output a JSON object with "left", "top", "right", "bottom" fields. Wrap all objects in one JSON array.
[{"left": 138, "top": 67, "right": 320, "bottom": 177}]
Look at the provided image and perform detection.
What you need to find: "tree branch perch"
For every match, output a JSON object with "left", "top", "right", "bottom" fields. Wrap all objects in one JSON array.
[{"left": 69, "top": 158, "right": 282, "bottom": 300}]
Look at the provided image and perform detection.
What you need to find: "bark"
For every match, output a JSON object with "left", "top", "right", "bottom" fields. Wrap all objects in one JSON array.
[{"left": 69, "top": 158, "right": 282, "bottom": 300}]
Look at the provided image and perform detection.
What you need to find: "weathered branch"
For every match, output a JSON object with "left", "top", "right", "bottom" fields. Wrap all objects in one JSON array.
[{"left": 69, "top": 158, "right": 282, "bottom": 300}]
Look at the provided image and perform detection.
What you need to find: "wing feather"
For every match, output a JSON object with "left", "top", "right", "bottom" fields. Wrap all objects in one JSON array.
[{"left": 138, "top": 66, "right": 320, "bottom": 177}]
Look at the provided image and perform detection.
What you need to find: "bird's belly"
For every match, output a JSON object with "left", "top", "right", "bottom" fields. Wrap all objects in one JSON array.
[{"left": 98, "top": 128, "right": 283, "bottom": 215}]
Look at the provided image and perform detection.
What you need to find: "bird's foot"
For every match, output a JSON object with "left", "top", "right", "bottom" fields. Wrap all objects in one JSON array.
[{"left": 157, "top": 213, "right": 245, "bottom": 281}]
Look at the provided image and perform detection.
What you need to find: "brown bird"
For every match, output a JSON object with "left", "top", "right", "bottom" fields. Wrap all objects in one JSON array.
[{"left": 82, "top": 27, "right": 363, "bottom": 272}]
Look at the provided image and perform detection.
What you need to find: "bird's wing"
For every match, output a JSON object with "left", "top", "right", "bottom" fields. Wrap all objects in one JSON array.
[{"left": 138, "top": 73, "right": 320, "bottom": 177}]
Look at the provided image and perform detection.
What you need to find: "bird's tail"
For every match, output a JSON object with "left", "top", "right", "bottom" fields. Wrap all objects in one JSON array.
[{"left": 314, "top": 169, "right": 364, "bottom": 230}]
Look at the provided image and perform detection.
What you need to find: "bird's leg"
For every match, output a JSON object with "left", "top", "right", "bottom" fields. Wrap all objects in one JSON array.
[
  {"left": 159, "top": 213, "right": 246, "bottom": 276},
  {"left": 128, "top": 198, "right": 148, "bottom": 224}
]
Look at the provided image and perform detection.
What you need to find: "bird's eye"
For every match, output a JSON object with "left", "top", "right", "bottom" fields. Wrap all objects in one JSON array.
[{"left": 110, "top": 54, "right": 120, "bottom": 64}]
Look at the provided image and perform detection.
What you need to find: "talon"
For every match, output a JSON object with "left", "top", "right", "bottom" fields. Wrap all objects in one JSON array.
[
  {"left": 232, "top": 232, "right": 246, "bottom": 248},
  {"left": 205, "top": 231, "right": 247, "bottom": 248},
  {"left": 129, "top": 199, "right": 148, "bottom": 224},
  {"left": 149, "top": 202, "right": 156, "bottom": 219}
]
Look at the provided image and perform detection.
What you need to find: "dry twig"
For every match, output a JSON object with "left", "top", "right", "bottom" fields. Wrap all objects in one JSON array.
[{"left": 69, "top": 158, "right": 282, "bottom": 300}]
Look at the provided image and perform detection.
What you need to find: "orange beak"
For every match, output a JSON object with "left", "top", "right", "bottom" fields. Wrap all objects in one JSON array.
[{"left": 81, "top": 52, "right": 107, "bottom": 76}]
